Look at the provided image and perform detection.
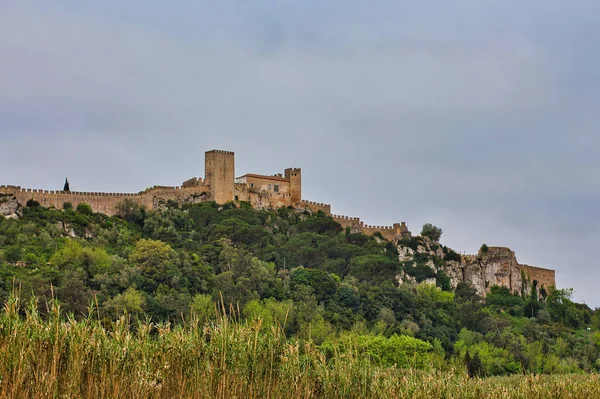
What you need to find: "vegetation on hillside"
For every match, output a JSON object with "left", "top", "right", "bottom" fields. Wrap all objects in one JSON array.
[
  {"left": 1, "top": 296, "right": 599, "bottom": 398},
  {"left": 0, "top": 200, "right": 599, "bottom": 378}
]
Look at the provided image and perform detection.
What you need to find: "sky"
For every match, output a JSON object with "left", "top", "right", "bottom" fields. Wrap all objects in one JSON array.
[{"left": 1, "top": 1, "right": 598, "bottom": 305}]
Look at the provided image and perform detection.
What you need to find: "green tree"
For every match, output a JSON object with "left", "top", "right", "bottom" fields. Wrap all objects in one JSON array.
[
  {"left": 191, "top": 293, "right": 216, "bottom": 323},
  {"left": 76, "top": 203, "right": 93, "bottom": 215},
  {"left": 104, "top": 287, "right": 146, "bottom": 316},
  {"left": 421, "top": 223, "right": 442, "bottom": 242},
  {"left": 115, "top": 199, "right": 146, "bottom": 225}
]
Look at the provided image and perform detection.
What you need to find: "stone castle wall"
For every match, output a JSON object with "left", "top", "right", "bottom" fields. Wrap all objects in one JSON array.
[
  {"left": 0, "top": 185, "right": 212, "bottom": 216},
  {"left": 0, "top": 148, "right": 411, "bottom": 248},
  {"left": 520, "top": 264, "right": 556, "bottom": 290},
  {"left": 1, "top": 182, "right": 407, "bottom": 244},
  {"left": 299, "top": 200, "right": 331, "bottom": 215}
]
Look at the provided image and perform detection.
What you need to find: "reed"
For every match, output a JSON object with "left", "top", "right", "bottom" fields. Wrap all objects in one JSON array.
[{"left": 0, "top": 293, "right": 598, "bottom": 399}]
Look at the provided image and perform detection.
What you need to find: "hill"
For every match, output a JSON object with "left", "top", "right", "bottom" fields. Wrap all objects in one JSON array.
[{"left": 0, "top": 199, "right": 598, "bottom": 376}]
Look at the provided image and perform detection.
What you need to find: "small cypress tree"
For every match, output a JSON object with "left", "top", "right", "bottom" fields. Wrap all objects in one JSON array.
[
  {"left": 470, "top": 352, "right": 483, "bottom": 378},
  {"left": 465, "top": 350, "right": 483, "bottom": 378},
  {"left": 464, "top": 350, "right": 472, "bottom": 376},
  {"left": 63, "top": 178, "right": 70, "bottom": 192}
]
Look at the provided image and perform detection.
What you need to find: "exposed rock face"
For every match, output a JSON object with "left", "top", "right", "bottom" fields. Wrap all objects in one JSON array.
[
  {"left": 395, "top": 237, "right": 553, "bottom": 298},
  {"left": 454, "top": 248, "right": 523, "bottom": 296},
  {"left": 0, "top": 194, "right": 22, "bottom": 219},
  {"left": 153, "top": 192, "right": 209, "bottom": 210}
]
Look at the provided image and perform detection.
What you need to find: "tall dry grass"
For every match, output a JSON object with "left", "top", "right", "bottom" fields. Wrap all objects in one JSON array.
[{"left": 0, "top": 293, "right": 598, "bottom": 399}]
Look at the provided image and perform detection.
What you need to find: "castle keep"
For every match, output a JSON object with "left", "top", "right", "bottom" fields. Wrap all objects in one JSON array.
[{"left": 0, "top": 149, "right": 556, "bottom": 294}]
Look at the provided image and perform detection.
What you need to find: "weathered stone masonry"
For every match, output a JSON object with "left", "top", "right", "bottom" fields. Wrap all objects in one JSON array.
[
  {"left": 0, "top": 149, "right": 557, "bottom": 293},
  {"left": 0, "top": 149, "right": 405, "bottom": 241}
]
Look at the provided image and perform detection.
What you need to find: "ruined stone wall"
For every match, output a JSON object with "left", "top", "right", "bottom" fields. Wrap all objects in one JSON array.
[
  {"left": 205, "top": 150, "right": 235, "bottom": 204},
  {"left": 519, "top": 264, "right": 556, "bottom": 290}
]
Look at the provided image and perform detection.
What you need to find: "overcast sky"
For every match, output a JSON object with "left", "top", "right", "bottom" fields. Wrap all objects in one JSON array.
[{"left": 1, "top": 1, "right": 598, "bottom": 305}]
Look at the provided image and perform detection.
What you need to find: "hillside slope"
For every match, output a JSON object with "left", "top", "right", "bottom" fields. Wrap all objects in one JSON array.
[{"left": 0, "top": 198, "right": 597, "bottom": 375}]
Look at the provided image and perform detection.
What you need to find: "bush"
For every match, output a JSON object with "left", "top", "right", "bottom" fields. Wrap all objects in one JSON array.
[
  {"left": 401, "top": 236, "right": 420, "bottom": 251},
  {"left": 76, "top": 203, "right": 93, "bottom": 215},
  {"left": 26, "top": 199, "right": 40, "bottom": 208},
  {"left": 480, "top": 244, "right": 489, "bottom": 254},
  {"left": 115, "top": 199, "right": 146, "bottom": 224},
  {"left": 63, "top": 202, "right": 73, "bottom": 210},
  {"left": 421, "top": 223, "right": 442, "bottom": 242},
  {"left": 436, "top": 270, "right": 452, "bottom": 291},
  {"left": 445, "top": 249, "right": 461, "bottom": 262}
]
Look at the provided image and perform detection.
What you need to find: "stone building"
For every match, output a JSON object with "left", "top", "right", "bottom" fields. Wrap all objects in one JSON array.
[
  {"left": 0, "top": 148, "right": 556, "bottom": 294},
  {"left": 0, "top": 149, "right": 404, "bottom": 241}
]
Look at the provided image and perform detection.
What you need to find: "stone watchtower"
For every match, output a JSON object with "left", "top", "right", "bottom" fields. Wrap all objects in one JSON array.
[
  {"left": 284, "top": 168, "right": 302, "bottom": 205},
  {"left": 205, "top": 150, "right": 235, "bottom": 204}
]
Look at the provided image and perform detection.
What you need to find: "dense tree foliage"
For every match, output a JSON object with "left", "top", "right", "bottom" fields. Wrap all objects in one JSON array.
[
  {"left": 420, "top": 223, "right": 443, "bottom": 242},
  {"left": 0, "top": 200, "right": 598, "bottom": 376}
]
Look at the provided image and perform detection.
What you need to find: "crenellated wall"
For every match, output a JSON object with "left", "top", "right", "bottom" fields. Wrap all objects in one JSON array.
[
  {"left": 299, "top": 200, "right": 331, "bottom": 215},
  {"left": 0, "top": 184, "right": 213, "bottom": 216},
  {"left": 1, "top": 148, "right": 409, "bottom": 243}
]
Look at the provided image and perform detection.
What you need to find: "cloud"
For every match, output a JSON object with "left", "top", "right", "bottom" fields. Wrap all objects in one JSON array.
[{"left": 0, "top": 2, "right": 598, "bottom": 305}]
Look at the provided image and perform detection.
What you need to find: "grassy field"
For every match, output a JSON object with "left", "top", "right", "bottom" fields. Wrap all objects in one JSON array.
[{"left": 0, "top": 296, "right": 597, "bottom": 399}]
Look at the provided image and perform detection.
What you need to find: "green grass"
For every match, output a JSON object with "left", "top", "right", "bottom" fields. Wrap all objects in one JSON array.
[{"left": 0, "top": 294, "right": 598, "bottom": 399}]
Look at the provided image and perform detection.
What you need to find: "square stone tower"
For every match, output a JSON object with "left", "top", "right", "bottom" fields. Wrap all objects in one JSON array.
[
  {"left": 284, "top": 167, "right": 302, "bottom": 205},
  {"left": 205, "top": 150, "right": 235, "bottom": 204}
]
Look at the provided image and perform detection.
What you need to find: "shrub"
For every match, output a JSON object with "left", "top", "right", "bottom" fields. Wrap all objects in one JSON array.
[
  {"left": 436, "top": 270, "right": 452, "bottom": 291},
  {"left": 115, "top": 199, "right": 146, "bottom": 224},
  {"left": 445, "top": 249, "right": 461, "bottom": 262},
  {"left": 26, "top": 199, "right": 40, "bottom": 208},
  {"left": 63, "top": 202, "right": 73, "bottom": 210},
  {"left": 76, "top": 203, "right": 93, "bottom": 215},
  {"left": 421, "top": 223, "right": 442, "bottom": 242},
  {"left": 480, "top": 244, "right": 489, "bottom": 254}
]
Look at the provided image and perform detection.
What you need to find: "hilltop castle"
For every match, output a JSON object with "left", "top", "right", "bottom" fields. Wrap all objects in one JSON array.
[
  {"left": 0, "top": 149, "right": 555, "bottom": 295},
  {"left": 0, "top": 149, "right": 407, "bottom": 241}
]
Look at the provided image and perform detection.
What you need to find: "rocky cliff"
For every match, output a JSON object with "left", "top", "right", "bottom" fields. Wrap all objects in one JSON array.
[
  {"left": 395, "top": 237, "right": 554, "bottom": 298},
  {"left": 0, "top": 194, "right": 22, "bottom": 219}
]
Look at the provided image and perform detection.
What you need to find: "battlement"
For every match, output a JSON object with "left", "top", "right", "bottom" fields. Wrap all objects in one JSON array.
[
  {"left": 144, "top": 185, "right": 182, "bottom": 192},
  {"left": 0, "top": 185, "right": 21, "bottom": 191},
  {"left": 4, "top": 186, "right": 144, "bottom": 197},
  {"left": 362, "top": 224, "right": 394, "bottom": 231},
  {"left": 2, "top": 148, "right": 407, "bottom": 244},
  {"left": 331, "top": 214, "right": 361, "bottom": 222},
  {"left": 285, "top": 167, "right": 301, "bottom": 176},
  {"left": 301, "top": 200, "right": 329, "bottom": 208}
]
